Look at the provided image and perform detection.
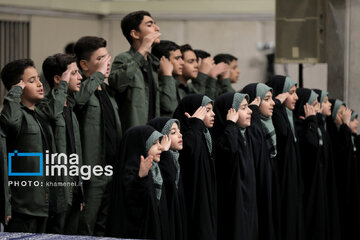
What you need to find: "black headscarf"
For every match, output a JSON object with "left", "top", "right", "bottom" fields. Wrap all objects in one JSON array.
[{"left": 294, "top": 88, "right": 318, "bottom": 118}]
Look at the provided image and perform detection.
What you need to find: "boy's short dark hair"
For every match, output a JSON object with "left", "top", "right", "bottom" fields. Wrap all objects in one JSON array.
[
  {"left": 151, "top": 40, "right": 180, "bottom": 59},
  {"left": 194, "top": 49, "right": 211, "bottom": 60},
  {"left": 42, "top": 53, "right": 76, "bottom": 88},
  {"left": 121, "top": 10, "right": 152, "bottom": 45},
  {"left": 180, "top": 44, "right": 194, "bottom": 58},
  {"left": 214, "top": 53, "right": 238, "bottom": 64},
  {"left": 74, "top": 36, "right": 107, "bottom": 70},
  {"left": 64, "top": 42, "right": 75, "bottom": 55},
  {"left": 1, "top": 59, "right": 35, "bottom": 91}
]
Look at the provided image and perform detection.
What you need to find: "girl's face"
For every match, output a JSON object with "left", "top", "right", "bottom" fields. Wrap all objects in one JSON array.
[
  {"left": 259, "top": 91, "right": 275, "bottom": 117},
  {"left": 169, "top": 122, "right": 183, "bottom": 151},
  {"left": 148, "top": 139, "right": 162, "bottom": 162},
  {"left": 236, "top": 98, "right": 252, "bottom": 128},
  {"left": 349, "top": 117, "right": 359, "bottom": 134},
  {"left": 284, "top": 85, "right": 298, "bottom": 110},
  {"left": 334, "top": 104, "right": 346, "bottom": 126},
  {"left": 203, "top": 103, "right": 215, "bottom": 128},
  {"left": 321, "top": 96, "right": 332, "bottom": 116}
]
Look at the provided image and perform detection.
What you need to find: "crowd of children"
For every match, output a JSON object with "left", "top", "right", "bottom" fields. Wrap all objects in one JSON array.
[{"left": 1, "top": 10, "right": 360, "bottom": 240}]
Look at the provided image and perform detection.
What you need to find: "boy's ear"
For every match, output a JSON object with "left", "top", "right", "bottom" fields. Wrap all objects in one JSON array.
[
  {"left": 54, "top": 75, "right": 61, "bottom": 86},
  {"left": 130, "top": 29, "right": 140, "bottom": 41},
  {"left": 79, "top": 60, "right": 88, "bottom": 72}
]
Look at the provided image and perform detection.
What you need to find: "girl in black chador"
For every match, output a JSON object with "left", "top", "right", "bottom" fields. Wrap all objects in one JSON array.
[
  {"left": 173, "top": 94, "right": 217, "bottom": 240},
  {"left": 266, "top": 75, "right": 304, "bottom": 240},
  {"left": 294, "top": 88, "right": 330, "bottom": 240},
  {"left": 147, "top": 117, "right": 188, "bottom": 240},
  {"left": 212, "top": 92, "right": 258, "bottom": 240},
  {"left": 241, "top": 83, "right": 277, "bottom": 240},
  {"left": 327, "top": 100, "right": 360, "bottom": 240},
  {"left": 106, "top": 125, "right": 171, "bottom": 240}
]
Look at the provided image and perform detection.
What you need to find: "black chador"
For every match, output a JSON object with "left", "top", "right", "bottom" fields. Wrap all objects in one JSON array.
[
  {"left": 266, "top": 75, "right": 303, "bottom": 240},
  {"left": 147, "top": 117, "right": 188, "bottom": 240},
  {"left": 173, "top": 94, "right": 217, "bottom": 240},
  {"left": 106, "top": 126, "right": 170, "bottom": 240},
  {"left": 294, "top": 88, "right": 330, "bottom": 240},
  {"left": 241, "top": 83, "right": 276, "bottom": 240},
  {"left": 327, "top": 99, "right": 360, "bottom": 240},
  {"left": 212, "top": 92, "right": 258, "bottom": 240}
]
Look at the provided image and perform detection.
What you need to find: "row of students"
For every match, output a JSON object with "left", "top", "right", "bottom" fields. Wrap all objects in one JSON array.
[{"left": 1, "top": 9, "right": 360, "bottom": 240}]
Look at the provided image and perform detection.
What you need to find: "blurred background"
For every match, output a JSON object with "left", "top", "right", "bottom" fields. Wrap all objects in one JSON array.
[{"left": 0, "top": 0, "right": 358, "bottom": 115}]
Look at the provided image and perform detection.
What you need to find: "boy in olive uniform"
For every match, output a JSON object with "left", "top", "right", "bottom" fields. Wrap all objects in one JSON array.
[
  {"left": 74, "top": 36, "right": 122, "bottom": 236},
  {"left": 39, "top": 53, "right": 85, "bottom": 234},
  {"left": 109, "top": 10, "right": 161, "bottom": 131},
  {"left": 0, "top": 125, "right": 11, "bottom": 227},
  {"left": 213, "top": 53, "right": 239, "bottom": 96},
  {"left": 0, "top": 59, "right": 56, "bottom": 233}
]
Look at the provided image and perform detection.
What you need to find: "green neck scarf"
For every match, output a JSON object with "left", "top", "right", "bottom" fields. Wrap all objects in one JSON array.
[
  {"left": 260, "top": 115, "right": 277, "bottom": 158},
  {"left": 202, "top": 96, "right": 213, "bottom": 153},
  {"left": 286, "top": 107, "right": 297, "bottom": 142},
  {"left": 146, "top": 131, "right": 164, "bottom": 203},
  {"left": 161, "top": 119, "right": 181, "bottom": 189}
]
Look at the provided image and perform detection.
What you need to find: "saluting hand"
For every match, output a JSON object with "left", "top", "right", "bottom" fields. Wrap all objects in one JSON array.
[
  {"left": 159, "top": 56, "right": 173, "bottom": 76},
  {"left": 185, "top": 106, "right": 207, "bottom": 121},
  {"left": 160, "top": 135, "right": 171, "bottom": 151},
  {"left": 15, "top": 80, "right": 26, "bottom": 89},
  {"left": 209, "top": 62, "right": 228, "bottom": 79},
  {"left": 250, "top": 96, "right": 261, "bottom": 107},
  {"left": 138, "top": 32, "right": 162, "bottom": 56},
  {"left": 139, "top": 155, "right": 153, "bottom": 178},
  {"left": 275, "top": 92, "right": 289, "bottom": 103},
  {"left": 342, "top": 107, "right": 352, "bottom": 126},
  {"left": 95, "top": 54, "right": 112, "bottom": 77},
  {"left": 304, "top": 103, "right": 316, "bottom": 119},
  {"left": 226, "top": 108, "right": 239, "bottom": 123}
]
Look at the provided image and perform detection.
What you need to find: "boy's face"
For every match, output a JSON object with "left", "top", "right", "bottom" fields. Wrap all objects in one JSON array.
[
  {"left": 182, "top": 50, "right": 198, "bottom": 79},
  {"left": 335, "top": 105, "right": 346, "bottom": 126},
  {"left": 236, "top": 98, "right": 252, "bottom": 128},
  {"left": 83, "top": 47, "right": 110, "bottom": 77},
  {"left": 321, "top": 96, "right": 332, "bottom": 116},
  {"left": 169, "top": 50, "right": 184, "bottom": 76},
  {"left": 137, "top": 15, "right": 161, "bottom": 44},
  {"left": 284, "top": 85, "right": 298, "bottom": 110},
  {"left": 148, "top": 139, "right": 162, "bottom": 162},
  {"left": 169, "top": 122, "right": 183, "bottom": 151},
  {"left": 349, "top": 117, "right": 359, "bottom": 134},
  {"left": 229, "top": 60, "right": 240, "bottom": 83},
  {"left": 203, "top": 103, "right": 215, "bottom": 128},
  {"left": 21, "top": 67, "right": 44, "bottom": 103},
  {"left": 67, "top": 62, "right": 83, "bottom": 92},
  {"left": 259, "top": 91, "right": 275, "bottom": 117}
]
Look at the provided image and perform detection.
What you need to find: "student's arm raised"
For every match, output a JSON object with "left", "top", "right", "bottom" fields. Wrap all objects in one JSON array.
[
  {"left": 0, "top": 81, "right": 26, "bottom": 131},
  {"left": 71, "top": 55, "right": 111, "bottom": 106}
]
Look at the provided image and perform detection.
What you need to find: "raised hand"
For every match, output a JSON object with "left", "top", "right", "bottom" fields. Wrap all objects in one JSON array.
[
  {"left": 184, "top": 106, "right": 207, "bottom": 121},
  {"left": 15, "top": 80, "right": 26, "bottom": 89},
  {"left": 342, "top": 107, "right": 352, "bottom": 126},
  {"left": 95, "top": 54, "right": 112, "bottom": 76},
  {"left": 304, "top": 103, "right": 316, "bottom": 118},
  {"left": 139, "top": 155, "right": 153, "bottom": 178},
  {"left": 199, "top": 57, "right": 214, "bottom": 75},
  {"left": 159, "top": 56, "right": 173, "bottom": 76},
  {"left": 138, "top": 32, "right": 162, "bottom": 56},
  {"left": 160, "top": 135, "right": 171, "bottom": 151},
  {"left": 226, "top": 108, "right": 239, "bottom": 123},
  {"left": 209, "top": 62, "right": 228, "bottom": 79},
  {"left": 275, "top": 92, "right": 289, "bottom": 103},
  {"left": 250, "top": 96, "right": 261, "bottom": 107}
]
